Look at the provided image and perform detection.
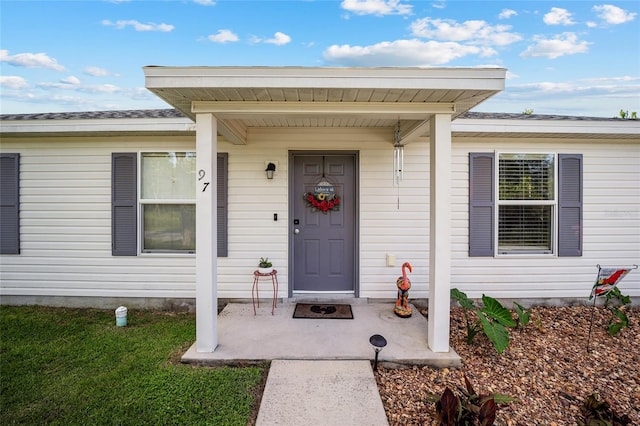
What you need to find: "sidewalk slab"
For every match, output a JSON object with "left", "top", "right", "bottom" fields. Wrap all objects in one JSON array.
[{"left": 256, "top": 360, "right": 389, "bottom": 426}]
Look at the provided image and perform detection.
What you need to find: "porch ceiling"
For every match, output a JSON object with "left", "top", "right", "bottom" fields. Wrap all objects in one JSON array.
[{"left": 143, "top": 66, "right": 506, "bottom": 144}]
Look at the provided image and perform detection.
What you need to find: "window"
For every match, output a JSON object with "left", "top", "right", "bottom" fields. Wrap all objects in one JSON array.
[
  {"left": 140, "top": 152, "right": 196, "bottom": 253},
  {"left": 112, "top": 152, "right": 228, "bottom": 256},
  {"left": 498, "top": 153, "right": 555, "bottom": 254},
  {"left": 469, "top": 152, "right": 582, "bottom": 257}
]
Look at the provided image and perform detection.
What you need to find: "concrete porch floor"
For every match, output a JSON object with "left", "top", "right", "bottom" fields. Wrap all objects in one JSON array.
[{"left": 182, "top": 299, "right": 461, "bottom": 368}]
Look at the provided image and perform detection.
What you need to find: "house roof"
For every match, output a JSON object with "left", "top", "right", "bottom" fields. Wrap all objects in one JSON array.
[
  {"left": 454, "top": 112, "right": 640, "bottom": 139},
  {"left": 0, "top": 109, "right": 195, "bottom": 137},
  {"left": 2, "top": 108, "right": 639, "bottom": 140}
]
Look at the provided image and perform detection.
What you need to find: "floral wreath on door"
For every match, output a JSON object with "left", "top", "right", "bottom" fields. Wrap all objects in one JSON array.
[{"left": 303, "top": 191, "right": 340, "bottom": 213}]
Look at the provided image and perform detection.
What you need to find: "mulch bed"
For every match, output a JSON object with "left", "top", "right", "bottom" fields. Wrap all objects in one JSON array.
[{"left": 375, "top": 305, "right": 640, "bottom": 425}]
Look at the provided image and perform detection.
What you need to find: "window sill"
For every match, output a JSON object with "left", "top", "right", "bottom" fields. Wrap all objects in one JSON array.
[{"left": 139, "top": 252, "right": 196, "bottom": 257}]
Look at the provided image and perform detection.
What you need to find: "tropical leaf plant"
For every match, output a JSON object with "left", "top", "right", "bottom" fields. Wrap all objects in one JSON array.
[
  {"left": 450, "top": 289, "right": 532, "bottom": 354},
  {"left": 451, "top": 288, "right": 482, "bottom": 344},
  {"left": 480, "top": 295, "right": 516, "bottom": 327},
  {"left": 513, "top": 302, "right": 531, "bottom": 327},
  {"left": 477, "top": 313, "right": 510, "bottom": 354},
  {"left": 603, "top": 287, "right": 632, "bottom": 336}
]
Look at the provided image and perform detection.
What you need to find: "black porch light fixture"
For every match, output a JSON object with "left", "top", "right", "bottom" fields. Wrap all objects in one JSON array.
[
  {"left": 369, "top": 334, "right": 387, "bottom": 371},
  {"left": 265, "top": 162, "right": 276, "bottom": 179}
]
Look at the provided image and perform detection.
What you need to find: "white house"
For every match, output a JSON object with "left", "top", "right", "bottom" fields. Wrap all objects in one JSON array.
[{"left": 1, "top": 67, "right": 639, "bottom": 354}]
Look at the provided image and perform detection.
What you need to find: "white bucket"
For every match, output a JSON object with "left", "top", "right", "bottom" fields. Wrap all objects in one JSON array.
[{"left": 115, "top": 306, "right": 128, "bottom": 327}]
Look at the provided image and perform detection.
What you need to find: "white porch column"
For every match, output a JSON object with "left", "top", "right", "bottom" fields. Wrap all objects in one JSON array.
[
  {"left": 428, "top": 113, "right": 452, "bottom": 352},
  {"left": 195, "top": 113, "right": 218, "bottom": 352}
]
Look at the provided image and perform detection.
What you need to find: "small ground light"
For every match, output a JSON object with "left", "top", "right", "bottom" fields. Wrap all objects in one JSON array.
[{"left": 369, "top": 334, "right": 387, "bottom": 371}]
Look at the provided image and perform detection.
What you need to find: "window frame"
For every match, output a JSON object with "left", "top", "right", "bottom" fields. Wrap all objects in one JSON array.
[
  {"left": 495, "top": 152, "right": 558, "bottom": 256},
  {"left": 138, "top": 151, "right": 196, "bottom": 255}
]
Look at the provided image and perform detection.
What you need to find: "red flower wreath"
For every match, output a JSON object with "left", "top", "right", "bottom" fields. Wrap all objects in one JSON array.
[{"left": 303, "top": 192, "right": 340, "bottom": 213}]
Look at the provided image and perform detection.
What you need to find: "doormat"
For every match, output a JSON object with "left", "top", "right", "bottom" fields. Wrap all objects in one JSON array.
[{"left": 293, "top": 303, "right": 353, "bottom": 319}]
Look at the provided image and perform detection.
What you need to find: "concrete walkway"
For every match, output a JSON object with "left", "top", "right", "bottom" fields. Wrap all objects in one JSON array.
[{"left": 256, "top": 360, "right": 389, "bottom": 426}]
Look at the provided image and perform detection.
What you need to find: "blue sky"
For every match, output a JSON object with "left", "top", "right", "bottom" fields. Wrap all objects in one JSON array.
[{"left": 1, "top": 0, "right": 638, "bottom": 117}]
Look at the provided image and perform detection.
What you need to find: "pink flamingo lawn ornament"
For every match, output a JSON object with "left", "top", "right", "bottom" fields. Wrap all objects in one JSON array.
[{"left": 394, "top": 262, "right": 413, "bottom": 318}]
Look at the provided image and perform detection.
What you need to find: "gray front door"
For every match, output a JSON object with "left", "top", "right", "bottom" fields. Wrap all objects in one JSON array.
[{"left": 291, "top": 153, "right": 356, "bottom": 293}]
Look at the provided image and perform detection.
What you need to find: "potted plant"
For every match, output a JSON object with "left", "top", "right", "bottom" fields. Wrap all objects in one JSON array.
[{"left": 258, "top": 257, "right": 273, "bottom": 274}]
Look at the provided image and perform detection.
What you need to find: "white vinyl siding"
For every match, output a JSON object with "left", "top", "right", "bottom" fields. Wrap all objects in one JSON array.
[{"left": 1, "top": 132, "right": 639, "bottom": 302}]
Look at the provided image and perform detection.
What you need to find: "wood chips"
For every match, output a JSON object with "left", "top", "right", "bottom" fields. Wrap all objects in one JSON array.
[{"left": 375, "top": 305, "right": 640, "bottom": 425}]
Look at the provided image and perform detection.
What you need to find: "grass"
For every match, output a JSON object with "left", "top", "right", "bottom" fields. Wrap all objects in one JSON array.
[{"left": 1, "top": 306, "right": 265, "bottom": 425}]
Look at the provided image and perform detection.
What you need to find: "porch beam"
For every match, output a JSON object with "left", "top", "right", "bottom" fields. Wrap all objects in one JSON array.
[
  {"left": 195, "top": 113, "right": 218, "bottom": 352},
  {"left": 217, "top": 118, "right": 248, "bottom": 145},
  {"left": 192, "top": 101, "right": 455, "bottom": 119},
  {"left": 428, "top": 113, "right": 452, "bottom": 353},
  {"left": 397, "top": 119, "right": 432, "bottom": 144}
]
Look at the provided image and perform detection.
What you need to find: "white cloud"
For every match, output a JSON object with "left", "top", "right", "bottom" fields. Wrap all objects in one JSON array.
[
  {"left": 341, "top": 0, "right": 412, "bottom": 16},
  {"left": 520, "top": 32, "right": 590, "bottom": 59},
  {"left": 480, "top": 76, "right": 640, "bottom": 117},
  {"left": 584, "top": 75, "right": 640, "bottom": 83},
  {"left": 0, "top": 50, "right": 65, "bottom": 71},
  {"left": 84, "top": 84, "right": 121, "bottom": 94},
  {"left": 194, "top": 0, "right": 216, "bottom": 5},
  {"left": 250, "top": 32, "right": 292, "bottom": 45},
  {"left": 84, "top": 66, "right": 117, "bottom": 77},
  {"left": 410, "top": 18, "right": 522, "bottom": 46},
  {"left": 36, "top": 80, "right": 121, "bottom": 94},
  {"left": 323, "top": 39, "right": 493, "bottom": 67},
  {"left": 499, "top": 9, "right": 517, "bottom": 20},
  {"left": 593, "top": 4, "right": 636, "bottom": 25},
  {"left": 60, "top": 76, "right": 81, "bottom": 85},
  {"left": 102, "top": 19, "right": 174, "bottom": 32},
  {"left": 543, "top": 7, "right": 575, "bottom": 25},
  {"left": 0, "top": 76, "right": 28, "bottom": 89},
  {"left": 0, "top": 82, "right": 167, "bottom": 113},
  {"left": 265, "top": 32, "right": 292, "bottom": 45},
  {"left": 208, "top": 29, "right": 239, "bottom": 43}
]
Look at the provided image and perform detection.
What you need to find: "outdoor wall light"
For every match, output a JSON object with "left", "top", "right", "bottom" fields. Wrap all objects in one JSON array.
[
  {"left": 265, "top": 162, "right": 276, "bottom": 179},
  {"left": 369, "top": 334, "right": 387, "bottom": 371}
]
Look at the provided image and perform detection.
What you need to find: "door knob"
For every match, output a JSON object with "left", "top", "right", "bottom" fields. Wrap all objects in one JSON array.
[{"left": 294, "top": 228, "right": 300, "bottom": 235}]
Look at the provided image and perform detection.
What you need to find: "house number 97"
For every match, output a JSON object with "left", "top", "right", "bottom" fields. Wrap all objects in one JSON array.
[{"left": 198, "top": 169, "right": 210, "bottom": 192}]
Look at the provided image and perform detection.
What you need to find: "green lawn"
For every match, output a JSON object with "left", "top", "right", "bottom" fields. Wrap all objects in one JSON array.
[{"left": 0, "top": 306, "right": 264, "bottom": 425}]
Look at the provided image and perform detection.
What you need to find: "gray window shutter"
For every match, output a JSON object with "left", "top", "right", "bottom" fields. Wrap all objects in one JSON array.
[
  {"left": 469, "top": 153, "right": 494, "bottom": 256},
  {"left": 112, "top": 153, "right": 137, "bottom": 256},
  {"left": 1, "top": 153, "right": 20, "bottom": 254},
  {"left": 217, "top": 153, "right": 228, "bottom": 257},
  {"left": 558, "top": 154, "right": 582, "bottom": 256}
]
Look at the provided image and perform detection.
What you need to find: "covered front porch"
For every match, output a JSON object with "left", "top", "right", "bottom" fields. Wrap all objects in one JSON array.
[
  {"left": 182, "top": 299, "right": 461, "bottom": 368},
  {"left": 143, "top": 66, "right": 506, "bottom": 356}
]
